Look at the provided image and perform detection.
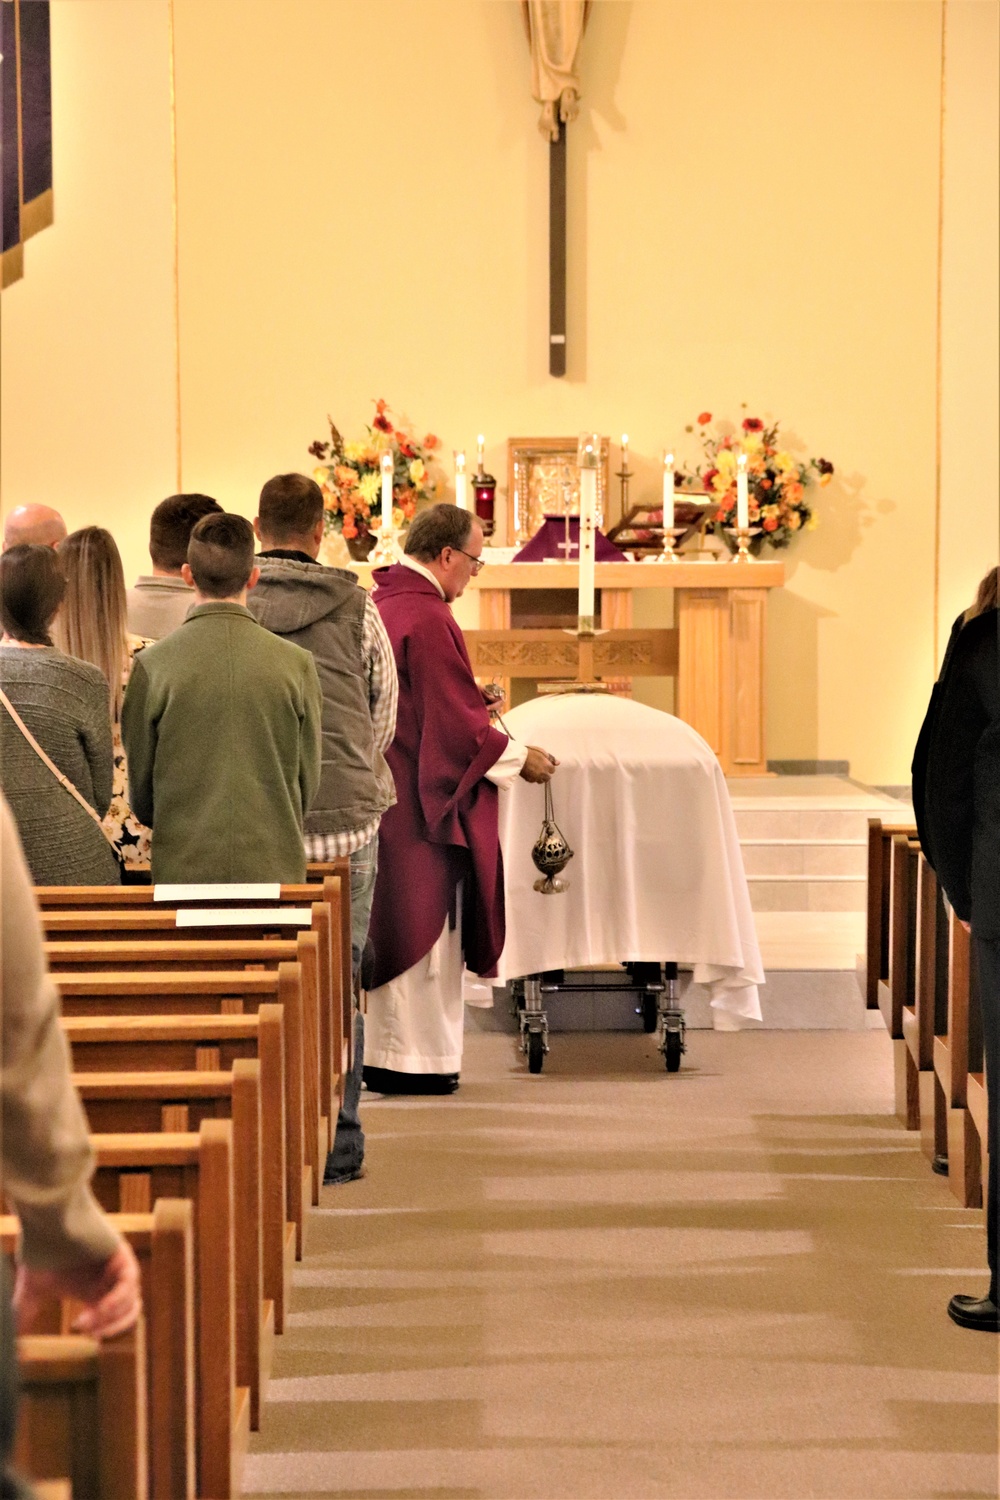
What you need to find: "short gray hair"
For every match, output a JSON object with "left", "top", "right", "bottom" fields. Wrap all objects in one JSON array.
[{"left": 404, "top": 504, "right": 473, "bottom": 561}]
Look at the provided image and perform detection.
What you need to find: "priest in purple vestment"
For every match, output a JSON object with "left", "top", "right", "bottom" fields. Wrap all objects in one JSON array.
[{"left": 364, "top": 504, "right": 558, "bottom": 1094}]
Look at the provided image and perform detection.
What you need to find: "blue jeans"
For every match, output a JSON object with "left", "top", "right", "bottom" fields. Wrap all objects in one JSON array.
[{"left": 324, "top": 835, "right": 378, "bottom": 1182}]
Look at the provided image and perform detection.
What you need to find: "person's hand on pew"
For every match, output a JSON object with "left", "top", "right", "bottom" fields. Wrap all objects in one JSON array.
[{"left": 14, "top": 1239, "right": 142, "bottom": 1339}]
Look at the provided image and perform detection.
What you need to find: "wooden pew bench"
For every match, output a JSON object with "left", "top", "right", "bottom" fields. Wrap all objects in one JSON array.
[
  {"left": 42, "top": 904, "right": 344, "bottom": 1123},
  {"left": 34, "top": 878, "right": 351, "bottom": 1085},
  {"left": 3, "top": 1202, "right": 196, "bottom": 1499},
  {"left": 54, "top": 964, "right": 319, "bottom": 1220},
  {"left": 62, "top": 1009, "right": 297, "bottom": 1315},
  {"left": 74, "top": 1063, "right": 271, "bottom": 1431},
  {"left": 46, "top": 931, "right": 339, "bottom": 1148},
  {"left": 14, "top": 1324, "right": 147, "bottom": 1500},
  {"left": 86, "top": 1121, "right": 246, "bottom": 1500}
]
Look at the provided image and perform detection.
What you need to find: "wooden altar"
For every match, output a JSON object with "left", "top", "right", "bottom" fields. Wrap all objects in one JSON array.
[{"left": 351, "top": 558, "right": 784, "bottom": 777}]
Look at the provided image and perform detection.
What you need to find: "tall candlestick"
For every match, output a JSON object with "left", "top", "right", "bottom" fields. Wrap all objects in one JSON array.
[
  {"left": 455, "top": 451, "right": 468, "bottom": 510},
  {"left": 663, "top": 451, "right": 675, "bottom": 530},
  {"left": 476, "top": 433, "right": 485, "bottom": 474},
  {"left": 736, "top": 453, "right": 749, "bottom": 531},
  {"left": 380, "top": 451, "right": 394, "bottom": 534},
  {"left": 577, "top": 432, "right": 599, "bottom": 632}
]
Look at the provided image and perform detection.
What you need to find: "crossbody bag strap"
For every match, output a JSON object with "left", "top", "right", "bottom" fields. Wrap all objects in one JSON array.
[{"left": 0, "top": 686, "right": 105, "bottom": 829}]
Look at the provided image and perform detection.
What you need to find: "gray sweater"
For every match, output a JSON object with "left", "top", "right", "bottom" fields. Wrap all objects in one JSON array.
[{"left": 0, "top": 647, "right": 120, "bottom": 886}]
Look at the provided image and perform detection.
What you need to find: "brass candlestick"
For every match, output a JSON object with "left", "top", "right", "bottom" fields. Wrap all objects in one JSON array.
[
  {"left": 657, "top": 525, "right": 687, "bottom": 563},
  {"left": 370, "top": 523, "right": 400, "bottom": 567},
  {"left": 724, "top": 524, "right": 762, "bottom": 562}
]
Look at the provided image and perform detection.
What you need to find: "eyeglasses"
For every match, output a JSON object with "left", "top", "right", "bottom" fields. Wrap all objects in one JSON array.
[{"left": 451, "top": 547, "right": 486, "bottom": 574}]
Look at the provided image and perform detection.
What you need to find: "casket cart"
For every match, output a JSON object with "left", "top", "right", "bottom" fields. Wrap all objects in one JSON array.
[
  {"left": 493, "top": 693, "right": 763, "bottom": 1075},
  {"left": 511, "top": 962, "right": 685, "bottom": 1074}
]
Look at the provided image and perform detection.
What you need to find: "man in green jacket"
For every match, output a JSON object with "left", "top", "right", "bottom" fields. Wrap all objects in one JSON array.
[{"left": 122, "top": 512, "right": 322, "bottom": 883}]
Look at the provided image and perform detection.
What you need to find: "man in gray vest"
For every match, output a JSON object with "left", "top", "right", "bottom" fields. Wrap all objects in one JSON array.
[{"left": 248, "top": 472, "right": 398, "bottom": 1185}]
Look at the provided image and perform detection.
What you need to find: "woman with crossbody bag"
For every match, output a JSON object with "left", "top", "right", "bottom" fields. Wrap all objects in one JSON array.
[{"left": 0, "top": 544, "right": 120, "bottom": 886}]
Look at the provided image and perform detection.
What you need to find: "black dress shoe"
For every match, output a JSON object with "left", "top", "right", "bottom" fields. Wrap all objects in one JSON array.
[
  {"left": 363, "top": 1066, "right": 460, "bottom": 1096},
  {"left": 947, "top": 1294, "right": 1000, "bottom": 1332}
]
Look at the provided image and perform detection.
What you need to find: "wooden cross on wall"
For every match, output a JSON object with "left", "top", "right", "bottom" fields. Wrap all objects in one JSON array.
[{"left": 522, "top": 1, "right": 591, "bottom": 378}]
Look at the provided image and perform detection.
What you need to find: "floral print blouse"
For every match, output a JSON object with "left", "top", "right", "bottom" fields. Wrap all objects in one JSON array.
[{"left": 102, "top": 635, "right": 152, "bottom": 873}]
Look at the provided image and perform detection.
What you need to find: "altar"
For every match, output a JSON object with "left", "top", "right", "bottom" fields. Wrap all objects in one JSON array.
[{"left": 351, "top": 556, "right": 784, "bottom": 777}]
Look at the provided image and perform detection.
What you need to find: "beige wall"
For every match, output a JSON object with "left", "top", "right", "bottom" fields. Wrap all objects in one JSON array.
[
  {"left": 939, "top": 0, "right": 1000, "bottom": 654},
  {"left": 0, "top": 0, "right": 177, "bottom": 577},
  {"left": 3, "top": 1, "right": 996, "bottom": 784}
]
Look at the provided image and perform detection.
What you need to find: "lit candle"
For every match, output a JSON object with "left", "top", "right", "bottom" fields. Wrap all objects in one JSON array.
[
  {"left": 477, "top": 433, "right": 485, "bottom": 473},
  {"left": 577, "top": 432, "right": 599, "bottom": 629},
  {"left": 736, "top": 453, "right": 749, "bottom": 531},
  {"left": 381, "top": 451, "right": 394, "bottom": 534},
  {"left": 455, "top": 451, "right": 468, "bottom": 510},
  {"left": 663, "top": 452, "right": 675, "bottom": 530}
]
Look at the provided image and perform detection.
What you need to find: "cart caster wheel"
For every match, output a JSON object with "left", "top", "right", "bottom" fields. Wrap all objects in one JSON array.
[
  {"left": 664, "top": 1032, "right": 683, "bottom": 1072},
  {"left": 641, "top": 994, "right": 658, "bottom": 1033},
  {"left": 527, "top": 1032, "right": 545, "bottom": 1074}
]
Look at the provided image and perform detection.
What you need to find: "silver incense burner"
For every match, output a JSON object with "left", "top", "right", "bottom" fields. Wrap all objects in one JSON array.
[{"left": 531, "top": 781, "right": 573, "bottom": 894}]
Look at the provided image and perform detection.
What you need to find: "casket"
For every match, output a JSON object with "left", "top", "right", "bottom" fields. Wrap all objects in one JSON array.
[{"left": 495, "top": 692, "right": 763, "bottom": 1024}]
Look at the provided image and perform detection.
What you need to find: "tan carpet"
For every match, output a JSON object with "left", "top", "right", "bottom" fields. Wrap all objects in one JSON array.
[{"left": 245, "top": 1029, "right": 999, "bottom": 1499}]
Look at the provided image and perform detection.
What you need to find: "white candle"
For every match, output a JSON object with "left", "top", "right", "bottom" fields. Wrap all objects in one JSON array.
[
  {"left": 477, "top": 433, "right": 485, "bottom": 472},
  {"left": 381, "top": 451, "right": 393, "bottom": 533},
  {"left": 577, "top": 432, "right": 599, "bottom": 628},
  {"left": 663, "top": 452, "right": 675, "bottom": 530},
  {"left": 455, "top": 451, "right": 468, "bottom": 510},
  {"left": 736, "top": 453, "right": 749, "bottom": 530}
]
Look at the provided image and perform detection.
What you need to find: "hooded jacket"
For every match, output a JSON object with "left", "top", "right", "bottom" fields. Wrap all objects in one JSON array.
[{"left": 247, "top": 557, "right": 395, "bottom": 836}]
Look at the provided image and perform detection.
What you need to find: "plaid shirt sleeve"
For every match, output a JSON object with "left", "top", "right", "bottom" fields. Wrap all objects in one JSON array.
[{"left": 362, "top": 593, "right": 398, "bottom": 754}]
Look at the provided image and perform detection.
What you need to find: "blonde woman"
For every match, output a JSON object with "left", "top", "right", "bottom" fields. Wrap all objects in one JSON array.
[{"left": 55, "top": 527, "right": 152, "bottom": 880}]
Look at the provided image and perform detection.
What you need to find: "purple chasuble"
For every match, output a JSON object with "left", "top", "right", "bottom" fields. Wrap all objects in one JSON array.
[{"left": 368, "top": 564, "right": 509, "bottom": 989}]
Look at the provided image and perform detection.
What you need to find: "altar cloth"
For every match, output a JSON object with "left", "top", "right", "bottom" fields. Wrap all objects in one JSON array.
[
  {"left": 493, "top": 694, "right": 763, "bottom": 1023},
  {"left": 512, "top": 515, "right": 621, "bottom": 563}
]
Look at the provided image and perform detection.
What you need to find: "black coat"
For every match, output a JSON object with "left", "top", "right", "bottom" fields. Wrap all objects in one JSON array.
[{"left": 921, "top": 608, "right": 1000, "bottom": 939}]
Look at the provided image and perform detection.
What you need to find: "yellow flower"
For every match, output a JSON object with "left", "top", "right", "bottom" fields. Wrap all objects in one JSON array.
[
  {"left": 358, "top": 471, "right": 381, "bottom": 504},
  {"left": 408, "top": 458, "right": 425, "bottom": 485}
]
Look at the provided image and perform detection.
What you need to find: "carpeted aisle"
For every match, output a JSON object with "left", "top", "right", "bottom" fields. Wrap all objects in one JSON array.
[{"left": 245, "top": 1030, "right": 999, "bottom": 1500}]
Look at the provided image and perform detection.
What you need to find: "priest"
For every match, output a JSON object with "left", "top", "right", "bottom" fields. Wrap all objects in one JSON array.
[{"left": 364, "top": 504, "right": 557, "bottom": 1094}]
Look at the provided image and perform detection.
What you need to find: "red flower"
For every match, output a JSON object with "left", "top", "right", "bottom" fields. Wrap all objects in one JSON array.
[
  {"left": 697, "top": 411, "right": 712, "bottom": 426},
  {"left": 742, "top": 417, "right": 763, "bottom": 432}
]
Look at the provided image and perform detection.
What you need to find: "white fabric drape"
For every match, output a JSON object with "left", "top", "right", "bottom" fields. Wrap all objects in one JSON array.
[
  {"left": 522, "top": 0, "right": 591, "bottom": 141},
  {"left": 493, "top": 694, "right": 764, "bottom": 1025}
]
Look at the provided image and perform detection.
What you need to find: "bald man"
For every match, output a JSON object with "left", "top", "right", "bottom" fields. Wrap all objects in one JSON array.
[{"left": 2, "top": 505, "right": 67, "bottom": 550}]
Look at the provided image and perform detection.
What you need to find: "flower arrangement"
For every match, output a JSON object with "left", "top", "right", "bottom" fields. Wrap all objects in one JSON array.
[
  {"left": 308, "top": 399, "right": 440, "bottom": 547},
  {"left": 677, "top": 410, "right": 834, "bottom": 549}
]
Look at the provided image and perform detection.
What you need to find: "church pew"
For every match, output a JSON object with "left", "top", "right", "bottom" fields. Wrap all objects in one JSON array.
[
  {"left": 45, "top": 929, "right": 340, "bottom": 1143},
  {"left": 3, "top": 1201, "right": 196, "bottom": 1499},
  {"left": 933, "top": 914, "right": 985, "bottom": 1207},
  {"left": 34, "top": 878, "right": 351, "bottom": 1084},
  {"left": 14, "top": 1323, "right": 147, "bottom": 1500},
  {"left": 74, "top": 1063, "right": 270, "bottom": 1432},
  {"left": 865, "top": 816, "right": 918, "bottom": 1010},
  {"left": 54, "top": 962, "right": 322, "bottom": 1216},
  {"left": 901, "top": 852, "right": 951, "bottom": 1166},
  {"left": 876, "top": 833, "right": 921, "bottom": 1128},
  {"left": 62, "top": 1009, "right": 298, "bottom": 1303},
  {"left": 87, "top": 1122, "right": 246, "bottom": 1500},
  {"left": 40, "top": 902, "right": 345, "bottom": 1121}
]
